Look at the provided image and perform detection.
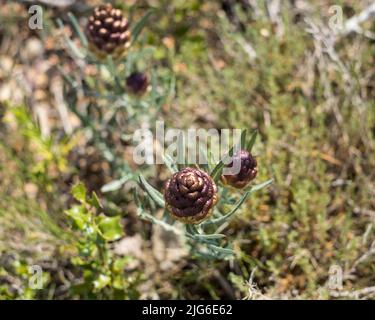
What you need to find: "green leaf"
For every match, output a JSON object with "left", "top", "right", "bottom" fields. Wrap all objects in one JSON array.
[
  {"left": 185, "top": 224, "right": 197, "bottom": 235},
  {"left": 210, "top": 143, "right": 236, "bottom": 182},
  {"left": 88, "top": 192, "right": 102, "bottom": 209},
  {"left": 188, "top": 232, "right": 226, "bottom": 241},
  {"left": 68, "top": 12, "right": 88, "bottom": 48},
  {"left": 113, "top": 257, "right": 130, "bottom": 272},
  {"left": 137, "top": 207, "right": 182, "bottom": 235},
  {"left": 101, "top": 176, "right": 129, "bottom": 193},
  {"left": 193, "top": 250, "right": 222, "bottom": 260},
  {"left": 210, "top": 131, "right": 245, "bottom": 182},
  {"left": 240, "top": 129, "right": 247, "bottom": 150},
  {"left": 71, "top": 182, "right": 87, "bottom": 203},
  {"left": 56, "top": 19, "right": 86, "bottom": 59},
  {"left": 247, "top": 129, "right": 258, "bottom": 152},
  {"left": 207, "top": 244, "right": 235, "bottom": 256},
  {"left": 138, "top": 174, "right": 165, "bottom": 207},
  {"left": 163, "top": 153, "right": 178, "bottom": 174},
  {"left": 98, "top": 215, "right": 124, "bottom": 241},
  {"left": 106, "top": 55, "right": 122, "bottom": 88},
  {"left": 203, "top": 191, "right": 250, "bottom": 226},
  {"left": 150, "top": 68, "right": 158, "bottom": 107},
  {"left": 245, "top": 179, "right": 273, "bottom": 193},
  {"left": 185, "top": 225, "right": 226, "bottom": 243},
  {"left": 93, "top": 274, "right": 111, "bottom": 291},
  {"left": 131, "top": 9, "right": 156, "bottom": 44},
  {"left": 65, "top": 205, "right": 89, "bottom": 230},
  {"left": 194, "top": 233, "right": 226, "bottom": 240}
]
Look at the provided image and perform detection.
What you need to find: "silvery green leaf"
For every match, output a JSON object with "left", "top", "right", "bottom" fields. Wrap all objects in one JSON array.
[
  {"left": 207, "top": 244, "right": 235, "bottom": 256},
  {"left": 138, "top": 175, "right": 165, "bottom": 207},
  {"left": 137, "top": 207, "right": 182, "bottom": 235},
  {"left": 193, "top": 233, "right": 226, "bottom": 240},
  {"left": 210, "top": 144, "right": 235, "bottom": 182},
  {"left": 204, "top": 191, "right": 250, "bottom": 226},
  {"left": 68, "top": 12, "right": 88, "bottom": 48},
  {"left": 57, "top": 19, "right": 86, "bottom": 59},
  {"left": 131, "top": 9, "right": 156, "bottom": 44},
  {"left": 211, "top": 131, "right": 245, "bottom": 182},
  {"left": 245, "top": 179, "right": 273, "bottom": 193},
  {"left": 101, "top": 176, "right": 130, "bottom": 193},
  {"left": 163, "top": 154, "right": 178, "bottom": 174}
]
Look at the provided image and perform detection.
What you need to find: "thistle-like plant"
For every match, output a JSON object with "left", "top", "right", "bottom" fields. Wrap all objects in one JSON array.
[
  {"left": 136, "top": 129, "right": 273, "bottom": 260},
  {"left": 58, "top": 4, "right": 175, "bottom": 192}
]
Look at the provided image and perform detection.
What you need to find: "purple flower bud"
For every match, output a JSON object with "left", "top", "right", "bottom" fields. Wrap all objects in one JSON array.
[
  {"left": 164, "top": 167, "right": 218, "bottom": 224},
  {"left": 221, "top": 150, "right": 257, "bottom": 189},
  {"left": 126, "top": 72, "right": 149, "bottom": 96},
  {"left": 85, "top": 3, "right": 130, "bottom": 59}
]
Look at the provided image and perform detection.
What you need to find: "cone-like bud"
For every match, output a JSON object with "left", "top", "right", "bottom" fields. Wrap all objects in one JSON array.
[
  {"left": 164, "top": 167, "right": 218, "bottom": 224},
  {"left": 126, "top": 72, "right": 149, "bottom": 95},
  {"left": 221, "top": 150, "right": 257, "bottom": 189},
  {"left": 85, "top": 3, "right": 131, "bottom": 59}
]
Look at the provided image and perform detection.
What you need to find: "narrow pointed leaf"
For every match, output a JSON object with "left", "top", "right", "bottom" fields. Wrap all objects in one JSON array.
[
  {"left": 193, "top": 251, "right": 219, "bottom": 260},
  {"left": 207, "top": 244, "right": 235, "bottom": 255},
  {"left": 210, "top": 142, "right": 236, "bottom": 182},
  {"left": 245, "top": 179, "right": 273, "bottom": 193},
  {"left": 131, "top": 9, "right": 155, "bottom": 44},
  {"left": 57, "top": 19, "right": 86, "bottom": 59},
  {"left": 163, "top": 153, "right": 178, "bottom": 174},
  {"left": 137, "top": 207, "right": 182, "bottom": 235},
  {"left": 247, "top": 129, "right": 258, "bottom": 152},
  {"left": 210, "top": 149, "right": 232, "bottom": 182},
  {"left": 88, "top": 191, "right": 102, "bottom": 209},
  {"left": 240, "top": 128, "right": 247, "bottom": 150},
  {"left": 101, "top": 175, "right": 129, "bottom": 193},
  {"left": 139, "top": 175, "right": 165, "bottom": 207},
  {"left": 204, "top": 191, "right": 250, "bottom": 226},
  {"left": 68, "top": 12, "right": 88, "bottom": 48},
  {"left": 150, "top": 68, "right": 158, "bottom": 105},
  {"left": 186, "top": 224, "right": 225, "bottom": 240},
  {"left": 193, "top": 233, "right": 226, "bottom": 240}
]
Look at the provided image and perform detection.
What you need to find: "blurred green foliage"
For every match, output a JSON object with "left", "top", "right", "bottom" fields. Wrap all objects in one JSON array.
[{"left": 65, "top": 182, "right": 140, "bottom": 299}]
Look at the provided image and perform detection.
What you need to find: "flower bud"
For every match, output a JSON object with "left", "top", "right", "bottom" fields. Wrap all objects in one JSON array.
[
  {"left": 221, "top": 150, "right": 257, "bottom": 189},
  {"left": 126, "top": 72, "right": 149, "bottom": 96},
  {"left": 85, "top": 3, "right": 131, "bottom": 59},
  {"left": 164, "top": 167, "right": 218, "bottom": 224}
]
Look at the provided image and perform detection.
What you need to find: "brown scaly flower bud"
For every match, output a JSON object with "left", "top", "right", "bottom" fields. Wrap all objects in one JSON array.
[
  {"left": 85, "top": 3, "right": 131, "bottom": 59},
  {"left": 164, "top": 167, "right": 218, "bottom": 224},
  {"left": 126, "top": 72, "right": 149, "bottom": 96},
  {"left": 221, "top": 150, "right": 257, "bottom": 189}
]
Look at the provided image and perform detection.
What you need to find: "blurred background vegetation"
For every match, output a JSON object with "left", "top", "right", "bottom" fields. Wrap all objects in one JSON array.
[{"left": 0, "top": 0, "right": 374, "bottom": 299}]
